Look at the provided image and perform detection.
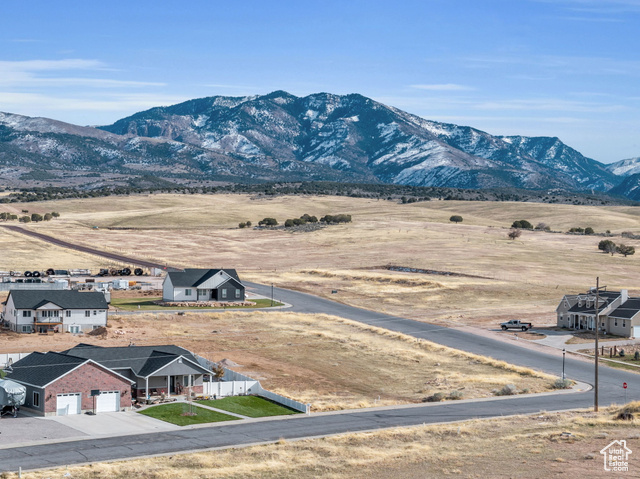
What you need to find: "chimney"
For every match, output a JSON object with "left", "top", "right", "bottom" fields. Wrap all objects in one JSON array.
[{"left": 621, "top": 289, "right": 629, "bottom": 304}]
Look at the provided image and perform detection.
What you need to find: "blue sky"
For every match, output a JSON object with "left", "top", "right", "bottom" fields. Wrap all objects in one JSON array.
[{"left": 1, "top": 0, "right": 639, "bottom": 163}]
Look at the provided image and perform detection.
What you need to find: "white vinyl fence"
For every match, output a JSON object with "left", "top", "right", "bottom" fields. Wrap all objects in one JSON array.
[
  {"left": 195, "top": 354, "right": 309, "bottom": 413},
  {"left": 0, "top": 352, "right": 31, "bottom": 369}
]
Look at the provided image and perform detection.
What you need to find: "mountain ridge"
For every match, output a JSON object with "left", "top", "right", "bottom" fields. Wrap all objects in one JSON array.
[{"left": 0, "top": 90, "right": 632, "bottom": 196}]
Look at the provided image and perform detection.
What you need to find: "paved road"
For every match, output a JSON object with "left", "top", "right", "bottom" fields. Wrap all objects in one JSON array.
[{"left": 0, "top": 230, "right": 637, "bottom": 472}]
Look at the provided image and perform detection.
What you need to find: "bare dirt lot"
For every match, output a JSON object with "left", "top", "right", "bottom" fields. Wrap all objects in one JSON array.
[
  {"left": 8, "top": 406, "right": 639, "bottom": 479},
  {"left": 0, "top": 311, "right": 555, "bottom": 411},
  {"left": 5, "top": 194, "right": 640, "bottom": 327}
]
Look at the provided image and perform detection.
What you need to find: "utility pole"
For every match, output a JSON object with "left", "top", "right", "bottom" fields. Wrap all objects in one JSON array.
[{"left": 594, "top": 277, "right": 600, "bottom": 412}]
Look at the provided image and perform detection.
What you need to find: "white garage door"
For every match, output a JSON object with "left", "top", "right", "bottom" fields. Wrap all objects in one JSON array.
[
  {"left": 56, "top": 393, "right": 81, "bottom": 416},
  {"left": 96, "top": 391, "right": 120, "bottom": 413},
  {"left": 633, "top": 326, "right": 640, "bottom": 339}
]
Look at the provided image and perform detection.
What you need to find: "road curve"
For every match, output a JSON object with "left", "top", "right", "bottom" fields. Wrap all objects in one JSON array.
[{"left": 0, "top": 227, "right": 636, "bottom": 472}]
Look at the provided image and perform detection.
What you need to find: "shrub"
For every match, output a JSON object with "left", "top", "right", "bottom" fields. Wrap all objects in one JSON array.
[
  {"left": 424, "top": 392, "right": 446, "bottom": 402},
  {"left": 51, "top": 211, "right": 60, "bottom": 218},
  {"left": 496, "top": 384, "right": 517, "bottom": 396},
  {"left": 321, "top": 214, "right": 352, "bottom": 224},
  {"left": 508, "top": 228, "right": 522, "bottom": 240},
  {"left": 447, "top": 390, "right": 464, "bottom": 400},
  {"left": 43, "top": 213, "right": 52, "bottom": 221},
  {"left": 284, "top": 219, "right": 295, "bottom": 228},
  {"left": 616, "top": 244, "right": 635, "bottom": 257},
  {"left": 619, "top": 349, "right": 625, "bottom": 357},
  {"left": 238, "top": 222, "right": 246, "bottom": 228},
  {"left": 584, "top": 226, "right": 595, "bottom": 235},
  {"left": 30, "top": 213, "right": 43, "bottom": 222},
  {"left": 634, "top": 351, "right": 639, "bottom": 361},
  {"left": 598, "top": 239, "right": 616, "bottom": 254},
  {"left": 246, "top": 221, "right": 252, "bottom": 227},
  {"left": 535, "top": 222, "right": 551, "bottom": 231},
  {"left": 19, "top": 216, "right": 31, "bottom": 223},
  {"left": 568, "top": 227, "right": 584, "bottom": 233},
  {"left": 449, "top": 215, "right": 463, "bottom": 224},
  {"left": 552, "top": 378, "right": 572, "bottom": 389},
  {"left": 512, "top": 220, "right": 533, "bottom": 229},
  {"left": 258, "top": 217, "right": 278, "bottom": 226}
]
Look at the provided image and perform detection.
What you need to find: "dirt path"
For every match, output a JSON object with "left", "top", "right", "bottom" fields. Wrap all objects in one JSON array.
[{"left": 0, "top": 225, "right": 182, "bottom": 271}]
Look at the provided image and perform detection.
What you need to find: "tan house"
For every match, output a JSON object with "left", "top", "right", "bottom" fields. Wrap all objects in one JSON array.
[{"left": 556, "top": 288, "right": 640, "bottom": 338}]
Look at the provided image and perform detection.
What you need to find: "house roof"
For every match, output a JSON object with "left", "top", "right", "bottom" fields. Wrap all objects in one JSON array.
[
  {"left": 609, "top": 298, "right": 640, "bottom": 319},
  {"left": 61, "top": 344, "right": 210, "bottom": 378},
  {"left": 166, "top": 269, "right": 243, "bottom": 289},
  {"left": 566, "top": 290, "right": 621, "bottom": 315},
  {"left": 8, "top": 290, "right": 108, "bottom": 310},
  {"left": 6, "top": 352, "right": 85, "bottom": 387}
]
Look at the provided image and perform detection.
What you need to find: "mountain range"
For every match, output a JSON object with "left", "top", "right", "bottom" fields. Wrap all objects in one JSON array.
[{"left": 1, "top": 90, "right": 639, "bottom": 199}]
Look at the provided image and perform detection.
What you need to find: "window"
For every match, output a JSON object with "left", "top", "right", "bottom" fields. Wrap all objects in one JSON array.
[
  {"left": 93, "top": 310, "right": 97, "bottom": 315},
  {"left": 22, "top": 311, "right": 31, "bottom": 317},
  {"left": 235, "top": 289, "right": 241, "bottom": 299},
  {"left": 185, "top": 289, "right": 192, "bottom": 296},
  {"left": 623, "top": 320, "right": 626, "bottom": 328},
  {"left": 85, "top": 310, "right": 90, "bottom": 317},
  {"left": 21, "top": 325, "right": 32, "bottom": 333},
  {"left": 221, "top": 289, "right": 227, "bottom": 299},
  {"left": 183, "top": 375, "right": 193, "bottom": 387},
  {"left": 65, "top": 310, "right": 71, "bottom": 317},
  {"left": 615, "top": 319, "right": 618, "bottom": 326},
  {"left": 33, "top": 392, "right": 40, "bottom": 407},
  {"left": 69, "top": 325, "right": 80, "bottom": 334}
]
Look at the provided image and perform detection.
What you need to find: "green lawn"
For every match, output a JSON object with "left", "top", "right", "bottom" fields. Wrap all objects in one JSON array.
[
  {"left": 138, "top": 402, "right": 240, "bottom": 426},
  {"left": 110, "top": 297, "right": 283, "bottom": 311},
  {"left": 197, "top": 396, "right": 300, "bottom": 418}
]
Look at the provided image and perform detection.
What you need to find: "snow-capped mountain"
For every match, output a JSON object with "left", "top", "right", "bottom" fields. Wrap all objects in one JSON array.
[
  {"left": 605, "top": 157, "right": 640, "bottom": 177},
  {"left": 0, "top": 91, "right": 633, "bottom": 194}
]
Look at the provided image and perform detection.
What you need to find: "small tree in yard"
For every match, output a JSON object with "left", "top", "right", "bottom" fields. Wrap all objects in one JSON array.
[
  {"left": 598, "top": 239, "right": 617, "bottom": 255},
  {"left": 617, "top": 244, "right": 636, "bottom": 257},
  {"left": 212, "top": 363, "right": 225, "bottom": 382},
  {"left": 508, "top": 228, "right": 522, "bottom": 240},
  {"left": 449, "top": 215, "right": 463, "bottom": 224}
]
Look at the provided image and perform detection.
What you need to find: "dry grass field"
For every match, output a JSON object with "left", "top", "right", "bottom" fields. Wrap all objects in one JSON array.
[
  {"left": 8, "top": 405, "right": 639, "bottom": 479},
  {"left": 0, "top": 311, "right": 555, "bottom": 410},
  {"left": 4, "top": 193, "right": 640, "bottom": 326}
]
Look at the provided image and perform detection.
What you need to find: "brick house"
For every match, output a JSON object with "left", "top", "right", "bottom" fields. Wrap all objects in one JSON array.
[
  {"left": 6, "top": 352, "right": 133, "bottom": 416},
  {"left": 162, "top": 269, "right": 245, "bottom": 303},
  {"left": 556, "top": 288, "right": 640, "bottom": 337},
  {"left": 6, "top": 344, "right": 212, "bottom": 416},
  {"left": 2, "top": 290, "right": 108, "bottom": 334}
]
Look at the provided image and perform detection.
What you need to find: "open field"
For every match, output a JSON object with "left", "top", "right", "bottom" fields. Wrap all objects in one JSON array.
[
  {"left": 109, "top": 296, "right": 282, "bottom": 310},
  {"left": 4, "top": 194, "right": 640, "bottom": 326},
  {"left": 9, "top": 405, "right": 640, "bottom": 479},
  {"left": 0, "top": 311, "right": 555, "bottom": 411}
]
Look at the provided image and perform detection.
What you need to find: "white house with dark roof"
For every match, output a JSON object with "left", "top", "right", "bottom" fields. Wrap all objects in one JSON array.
[
  {"left": 556, "top": 288, "right": 640, "bottom": 337},
  {"left": 162, "top": 268, "right": 245, "bottom": 303},
  {"left": 2, "top": 290, "right": 108, "bottom": 334}
]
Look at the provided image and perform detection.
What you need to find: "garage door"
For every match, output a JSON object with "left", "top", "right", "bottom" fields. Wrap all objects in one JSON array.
[
  {"left": 96, "top": 391, "right": 120, "bottom": 413},
  {"left": 56, "top": 393, "right": 81, "bottom": 416},
  {"left": 633, "top": 326, "right": 640, "bottom": 339}
]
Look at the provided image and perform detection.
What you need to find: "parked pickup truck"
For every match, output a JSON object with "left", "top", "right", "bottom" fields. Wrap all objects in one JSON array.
[{"left": 500, "top": 319, "right": 533, "bottom": 331}]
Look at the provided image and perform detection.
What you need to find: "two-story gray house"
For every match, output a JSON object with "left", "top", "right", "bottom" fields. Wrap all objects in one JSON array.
[
  {"left": 2, "top": 290, "right": 108, "bottom": 334},
  {"left": 162, "top": 269, "right": 245, "bottom": 303}
]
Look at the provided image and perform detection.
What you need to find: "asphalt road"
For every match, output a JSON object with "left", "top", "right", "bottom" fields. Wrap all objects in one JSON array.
[{"left": 0, "top": 229, "right": 636, "bottom": 472}]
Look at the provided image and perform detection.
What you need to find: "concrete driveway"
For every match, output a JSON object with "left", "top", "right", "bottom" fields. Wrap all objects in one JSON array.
[{"left": 45, "top": 410, "right": 179, "bottom": 437}]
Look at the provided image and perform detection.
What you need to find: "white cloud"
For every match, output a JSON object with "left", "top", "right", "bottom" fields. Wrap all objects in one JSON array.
[{"left": 409, "top": 83, "right": 475, "bottom": 91}]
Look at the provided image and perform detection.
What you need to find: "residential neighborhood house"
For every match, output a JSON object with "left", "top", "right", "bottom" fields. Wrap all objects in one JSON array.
[
  {"left": 556, "top": 288, "right": 640, "bottom": 337},
  {"left": 2, "top": 290, "right": 108, "bottom": 334},
  {"left": 162, "top": 268, "right": 245, "bottom": 303},
  {"left": 5, "top": 344, "right": 212, "bottom": 416}
]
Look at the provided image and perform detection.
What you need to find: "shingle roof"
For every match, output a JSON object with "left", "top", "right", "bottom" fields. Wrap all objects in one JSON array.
[
  {"left": 6, "top": 352, "right": 86, "bottom": 387},
  {"left": 167, "top": 269, "right": 242, "bottom": 288},
  {"left": 61, "top": 344, "right": 210, "bottom": 378},
  {"left": 609, "top": 298, "right": 640, "bottom": 319},
  {"left": 8, "top": 290, "right": 108, "bottom": 310},
  {"left": 567, "top": 291, "right": 621, "bottom": 314}
]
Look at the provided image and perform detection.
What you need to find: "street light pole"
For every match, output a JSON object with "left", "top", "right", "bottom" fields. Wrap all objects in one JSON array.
[
  {"left": 562, "top": 348, "right": 566, "bottom": 381},
  {"left": 594, "top": 277, "right": 600, "bottom": 412}
]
